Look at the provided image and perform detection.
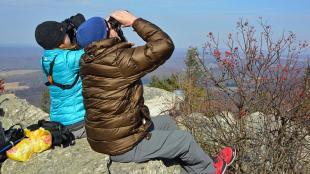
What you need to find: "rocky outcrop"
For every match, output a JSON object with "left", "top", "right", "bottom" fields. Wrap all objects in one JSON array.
[
  {"left": 143, "top": 87, "right": 176, "bottom": 116},
  {"left": 0, "top": 87, "right": 181, "bottom": 174},
  {"left": 0, "top": 94, "right": 49, "bottom": 128},
  {"left": 0, "top": 86, "right": 176, "bottom": 129},
  {"left": 1, "top": 138, "right": 180, "bottom": 174}
]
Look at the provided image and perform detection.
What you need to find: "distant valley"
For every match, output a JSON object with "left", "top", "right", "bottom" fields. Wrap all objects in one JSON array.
[
  {"left": 1, "top": 46, "right": 308, "bottom": 107},
  {"left": 0, "top": 46, "right": 187, "bottom": 107}
]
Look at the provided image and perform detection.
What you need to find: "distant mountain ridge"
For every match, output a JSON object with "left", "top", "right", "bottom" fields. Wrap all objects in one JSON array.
[
  {"left": 0, "top": 46, "right": 188, "bottom": 106},
  {"left": 0, "top": 46, "right": 187, "bottom": 72},
  {"left": 0, "top": 46, "right": 43, "bottom": 71}
]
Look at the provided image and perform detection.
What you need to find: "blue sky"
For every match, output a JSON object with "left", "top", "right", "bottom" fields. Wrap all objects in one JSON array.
[{"left": 0, "top": 0, "right": 309, "bottom": 49}]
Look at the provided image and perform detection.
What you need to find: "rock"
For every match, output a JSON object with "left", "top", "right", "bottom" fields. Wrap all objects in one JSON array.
[
  {"left": 184, "top": 111, "right": 236, "bottom": 132},
  {"left": 0, "top": 89, "right": 182, "bottom": 174},
  {"left": 0, "top": 94, "right": 48, "bottom": 129},
  {"left": 1, "top": 138, "right": 180, "bottom": 174},
  {"left": 185, "top": 111, "right": 278, "bottom": 135},
  {"left": 143, "top": 86, "right": 175, "bottom": 117},
  {"left": 110, "top": 160, "right": 181, "bottom": 174}
]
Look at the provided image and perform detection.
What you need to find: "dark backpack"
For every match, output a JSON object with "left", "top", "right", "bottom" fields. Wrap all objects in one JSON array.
[
  {"left": 0, "top": 120, "right": 75, "bottom": 162},
  {"left": 27, "top": 119, "right": 75, "bottom": 148},
  {"left": 0, "top": 122, "right": 25, "bottom": 162}
]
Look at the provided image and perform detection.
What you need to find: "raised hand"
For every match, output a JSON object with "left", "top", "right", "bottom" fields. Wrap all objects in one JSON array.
[{"left": 110, "top": 10, "right": 138, "bottom": 27}]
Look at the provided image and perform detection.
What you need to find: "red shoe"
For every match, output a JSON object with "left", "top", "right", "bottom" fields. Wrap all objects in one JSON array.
[
  {"left": 214, "top": 156, "right": 227, "bottom": 174},
  {"left": 214, "top": 146, "right": 236, "bottom": 174}
]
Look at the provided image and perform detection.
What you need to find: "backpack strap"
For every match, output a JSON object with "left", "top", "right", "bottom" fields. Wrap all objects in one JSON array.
[
  {"left": 0, "top": 123, "right": 25, "bottom": 154},
  {"left": 41, "top": 56, "right": 80, "bottom": 90}
]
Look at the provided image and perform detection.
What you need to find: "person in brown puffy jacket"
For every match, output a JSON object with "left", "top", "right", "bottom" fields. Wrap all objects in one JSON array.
[{"left": 76, "top": 10, "right": 236, "bottom": 174}]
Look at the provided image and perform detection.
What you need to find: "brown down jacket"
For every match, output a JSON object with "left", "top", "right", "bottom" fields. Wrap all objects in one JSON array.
[{"left": 80, "top": 18, "right": 175, "bottom": 155}]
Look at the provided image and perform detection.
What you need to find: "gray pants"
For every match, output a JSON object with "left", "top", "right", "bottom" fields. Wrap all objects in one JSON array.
[
  {"left": 71, "top": 126, "right": 87, "bottom": 139},
  {"left": 110, "top": 116, "right": 215, "bottom": 174},
  {"left": 66, "top": 120, "right": 87, "bottom": 139}
]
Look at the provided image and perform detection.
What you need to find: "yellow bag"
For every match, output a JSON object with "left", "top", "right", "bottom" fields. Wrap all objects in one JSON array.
[
  {"left": 24, "top": 128, "right": 52, "bottom": 153},
  {"left": 6, "top": 128, "right": 52, "bottom": 162}
]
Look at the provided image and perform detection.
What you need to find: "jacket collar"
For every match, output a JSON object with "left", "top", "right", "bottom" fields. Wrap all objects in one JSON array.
[
  {"left": 84, "top": 37, "right": 121, "bottom": 53},
  {"left": 43, "top": 49, "right": 64, "bottom": 58},
  {"left": 82, "top": 37, "right": 133, "bottom": 63}
]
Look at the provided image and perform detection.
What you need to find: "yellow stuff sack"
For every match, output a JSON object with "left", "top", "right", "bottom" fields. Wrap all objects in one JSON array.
[
  {"left": 24, "top": 128, "right": 52, "bottom": 153},
  {"left": 6, "top": 128, "right": 52, "bottom": 162}
]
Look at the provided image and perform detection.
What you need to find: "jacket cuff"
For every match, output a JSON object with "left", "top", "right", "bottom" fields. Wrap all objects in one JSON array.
[{"left": 132, "top": 18, "right": 144, "bottom": 29}]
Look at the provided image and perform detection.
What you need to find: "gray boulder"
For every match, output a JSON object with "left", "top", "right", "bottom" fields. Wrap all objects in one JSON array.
[
  {"left": 0, "top": 94, "right": 48, "bottom": 129},
  {"left": 1, "top": 138, "right": 180, "bottom": 174},
  {"left": 0, "top": 90, "right": 182, "bottom": 174},
  {"left": 143, "top": 86, "right": 175, "bottom": 116}
]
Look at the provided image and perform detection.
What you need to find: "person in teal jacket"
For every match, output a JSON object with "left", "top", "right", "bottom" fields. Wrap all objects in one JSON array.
[{"left": 35, "top": 16, "right": 86, "bottom": 139}]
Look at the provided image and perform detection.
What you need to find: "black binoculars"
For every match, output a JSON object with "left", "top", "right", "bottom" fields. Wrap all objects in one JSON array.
[
  {"left": 62, "top": 13, "right": 86, "bottom": 44},
  {"left": 61, "top": 13, "right": 127, "bottom": 44},
  {"left": 107, "top": 17, "right": 127, "bottom": 42}
]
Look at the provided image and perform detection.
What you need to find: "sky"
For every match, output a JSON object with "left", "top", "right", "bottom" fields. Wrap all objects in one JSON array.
[{"left": 0, "top": 0, "right": 309, "bottom": 49}]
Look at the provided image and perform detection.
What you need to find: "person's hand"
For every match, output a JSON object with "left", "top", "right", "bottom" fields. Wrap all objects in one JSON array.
[{"left": 110, "top": 10, "right": 138, "bottom": 27}]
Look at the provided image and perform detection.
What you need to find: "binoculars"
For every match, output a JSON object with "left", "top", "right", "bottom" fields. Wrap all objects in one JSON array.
[
  {"left": 62, "top": 13, "right": 86, "bottom": 44},
  {"left": 107, "top": 16, "right": 127, "bottom": 42},
  {"left": 62, "top": 13, "right": 127, "bottom": 44}
]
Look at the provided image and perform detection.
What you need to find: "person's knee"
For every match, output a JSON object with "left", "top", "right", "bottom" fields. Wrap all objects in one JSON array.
[
  {"left": 167, "top": 115, "right": 177, "bottom": 124},
  {"left": 183, "top": 131, "right": 195, "bottom": 142},
  {"left": 165, "top": 115, "right": 177, "bottom": 129},
  {"left": 174, "top": 131, "right": 198, "bottom": 160},
  {"left": 177, "top": 131, "right": 194, "bottom": 148}
]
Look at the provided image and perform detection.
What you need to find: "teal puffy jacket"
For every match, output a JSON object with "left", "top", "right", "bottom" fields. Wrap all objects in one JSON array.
[{"left": 41, "top": 49, "right": 85, "bottom": 126}]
